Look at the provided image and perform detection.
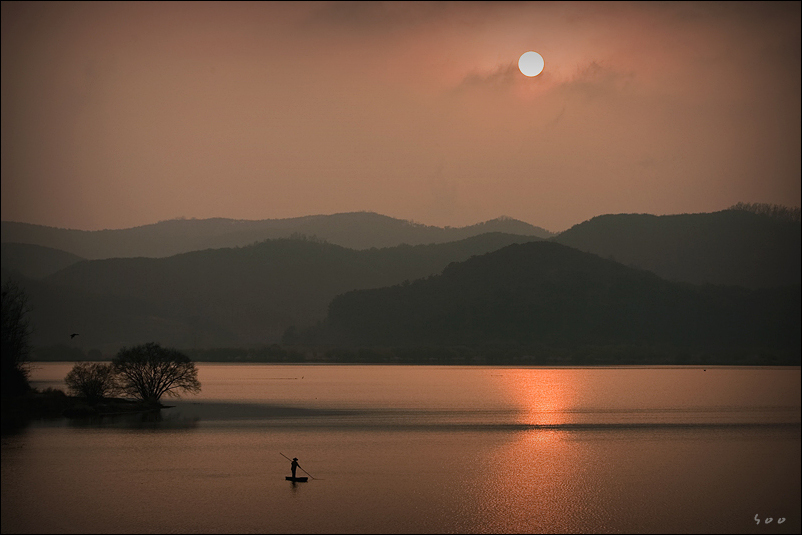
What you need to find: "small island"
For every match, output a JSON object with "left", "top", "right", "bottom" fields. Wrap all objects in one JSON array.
[{"left": 1, "top": 334, "right": 200, "bottom": 433}]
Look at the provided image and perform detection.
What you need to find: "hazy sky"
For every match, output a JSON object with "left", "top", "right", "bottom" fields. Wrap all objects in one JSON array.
[{"left": 2, "top": 1, "right": 800, "bottom": 233}]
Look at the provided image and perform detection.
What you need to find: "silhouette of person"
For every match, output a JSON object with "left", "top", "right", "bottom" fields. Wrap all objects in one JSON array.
[{"left": 291, "top": 458, "right": 299, "bottom": 478}]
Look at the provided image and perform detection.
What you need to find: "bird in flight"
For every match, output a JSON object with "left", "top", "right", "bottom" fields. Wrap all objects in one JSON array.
[{"left": 70, "top": 333, "right": 80, "bottom": 339}]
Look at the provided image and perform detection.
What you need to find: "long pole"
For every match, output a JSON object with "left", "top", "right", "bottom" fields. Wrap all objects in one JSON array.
[{"left": 279, "top": 452, "right": 320, "bottom": 480}]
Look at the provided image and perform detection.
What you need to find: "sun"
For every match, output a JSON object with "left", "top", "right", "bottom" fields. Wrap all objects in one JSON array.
[{"left": 518, "top": 51, "right": 544, "bottom": 77}]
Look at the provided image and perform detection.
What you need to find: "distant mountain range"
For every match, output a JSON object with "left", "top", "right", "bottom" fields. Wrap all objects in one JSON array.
[
  {"left": 0, "top": 212, "right": 552, "bottom": 260},
  {"left": 3, "top": 208, "right": 797, "bottom": 289},
  {"left": 1, "top": 206, "right": 798, "bottom": 363}
]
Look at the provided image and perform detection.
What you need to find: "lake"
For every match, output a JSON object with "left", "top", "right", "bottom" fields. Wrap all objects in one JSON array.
[{"left": 2, "top": 363, "right": 800, "bottom": 534}]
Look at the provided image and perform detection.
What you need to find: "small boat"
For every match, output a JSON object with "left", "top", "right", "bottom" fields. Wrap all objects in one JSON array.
[{"left": 285, "top": 476, "right": 308, "bottom": 482}]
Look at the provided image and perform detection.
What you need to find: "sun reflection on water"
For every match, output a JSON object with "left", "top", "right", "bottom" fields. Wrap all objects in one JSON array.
[
  {"left": 493, "top": 368, "right": 580, "bottom": 427},
  {"left": 457, "top": 367, "right": 802, "bottom": 534},
  {"left": 459, "top": 370, "right": 587, "bottom": 532}
]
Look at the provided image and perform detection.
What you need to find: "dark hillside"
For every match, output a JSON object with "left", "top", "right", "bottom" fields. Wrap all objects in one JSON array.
[
  {"left": 553, "top": 210, "right": 800, "bottom": 289},
  {"left": 1, "top": 269, "right": 209, "bottom": 352},
  {"left": 30, "top": 233, "right": 541, "bottom": 349},
  {"left": 0, "top": 243, "right": 84, "bottom": 279},
  {"left": 321, "top": 241, "right": 800, "bottom": 361}
]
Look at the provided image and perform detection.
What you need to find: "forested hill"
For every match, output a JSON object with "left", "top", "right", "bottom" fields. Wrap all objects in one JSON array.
[
  {"left": 552, "top": 208, "right": 800, "bottom": 289},
  {"left": 1, "top": 243, "right": 85, "bottom": 279},
  {"left": 0, "top": 212, "right": 552, "bottom": 260},
  {"left": 318, "top": 241, "right": 800, "bottom": 362},
  {"left": 23, "top": 232, "right": 541, "bottom": 350}
]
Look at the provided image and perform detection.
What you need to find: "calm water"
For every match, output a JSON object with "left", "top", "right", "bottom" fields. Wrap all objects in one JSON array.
[{"left": 2, "top": 364, "right": 800, "bottom": 534}]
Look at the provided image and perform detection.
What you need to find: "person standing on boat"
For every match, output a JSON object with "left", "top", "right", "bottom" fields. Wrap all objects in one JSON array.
[{"left": 291, "top": 458, "right": 299, "bottom": 478}]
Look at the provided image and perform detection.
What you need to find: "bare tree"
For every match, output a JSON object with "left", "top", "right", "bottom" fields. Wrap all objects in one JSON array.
[
  {"left": 112, "top": 343, "right": 201, "bottom": 402},
  {"left": 65, "top": 362, "right": 118, "bottom": 403},
  {"left": 1, "top": 280, "right": 32, "bottom": 397}
]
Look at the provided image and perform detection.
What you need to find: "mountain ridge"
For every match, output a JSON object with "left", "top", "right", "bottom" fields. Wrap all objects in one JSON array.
[
  {"left": 0, "top": 212, "right": 554, "bottom": 260},
  {"left": 0, "top": 243, "right": 85, "bottom": 279},
  {"left": 552, "top": 209, "right": 800, "bottom": 288},
  {"left": 3, "top": 206, "right": 798, "bottom": 363}
]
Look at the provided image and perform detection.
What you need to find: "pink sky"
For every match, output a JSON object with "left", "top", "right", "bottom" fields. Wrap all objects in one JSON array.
[{"left": 2, "top": 1, "right": 799, "bottom": 233}]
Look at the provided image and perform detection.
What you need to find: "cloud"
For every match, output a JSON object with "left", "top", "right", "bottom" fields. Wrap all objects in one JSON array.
[
  {"left": 457, "top": 62, "right": 520, "bottom": 88},
  {"left": 557, "top": 60, "right": 635, "bottom": 100}
]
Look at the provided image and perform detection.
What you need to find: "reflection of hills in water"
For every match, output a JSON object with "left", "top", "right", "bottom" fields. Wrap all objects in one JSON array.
[
  {"left": 63, "top": 408, "right": 200, "bottom": 430},
  {"left": 162, "top": 400, "right": 801, "bottom": 430},
  {"left": 54, "top": 402, "right": 802, "bottom": 432}
]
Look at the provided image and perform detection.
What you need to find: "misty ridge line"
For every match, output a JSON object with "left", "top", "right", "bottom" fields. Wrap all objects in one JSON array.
[
  {"left": 2, "top": 204, "right": 799, "bottom": 292},
  {"left": 0, "top": 203, "right": 798, "bottom": 363},
  {"left": 5, "top": 203, "right": 800, "bottom": 235},
  {"left": 0, "top": 211, "right": 553, "bottom": 260},
  {"left": 1, "top": 203, "right": 799, "bottom": 261}
]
